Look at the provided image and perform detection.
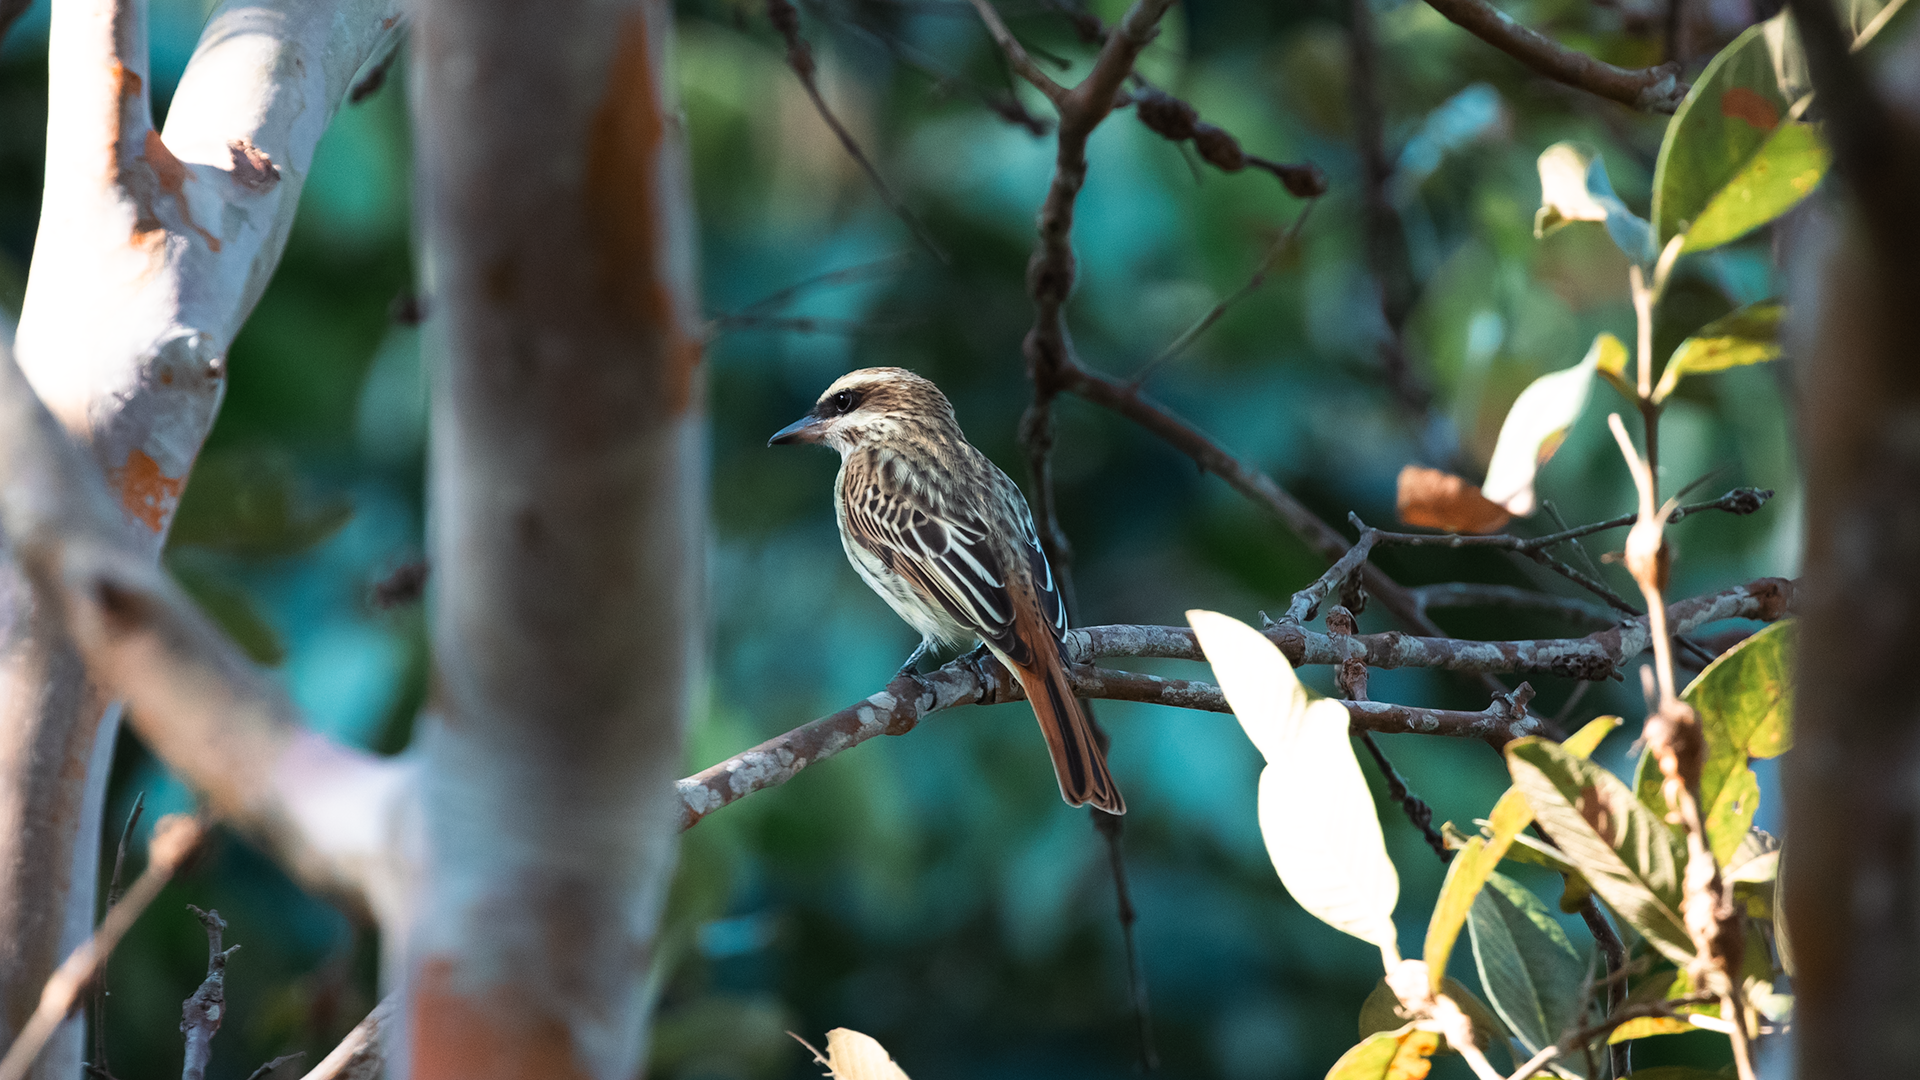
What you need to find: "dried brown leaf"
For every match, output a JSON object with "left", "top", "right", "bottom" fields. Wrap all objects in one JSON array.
[{"left": 1396, "top": 466, "right": 1511, "bottom": 534}]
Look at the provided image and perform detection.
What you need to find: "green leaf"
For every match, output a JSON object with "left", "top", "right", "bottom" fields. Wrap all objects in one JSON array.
[
  {"left": 1480, "top": 337, "right": 1606, "bottom": 517},
  {"left": 1684, "top": 121, "right": 1827, "bottom": 252},
  {"left": 166, "top": 553, "right": 286, "bottom": 666},
  {"left": 1499, "top": 832, "right": 1577, "bottom": 875},
  {"left": 1702, "top": 767, "right": 1762, "bottom": 866},
  {"left": 1687, "top": 620, "right": 1795, "bottom": 761},
  {"left": 1426, "top": 716, "right": 1618, "bottom": 990},
  {"left": 1358, "top": 977, "right": 1508, "bottom": 1054},
  {"left": 1534, "top": 143, "right": 1652, "bottom": 261},
  {"left": 1468, "top": 872, "right": 1587, "bottom": 1068},
  {"left": 1688, "top": 620, "right": 1796, "bottom": 861},
  {"left": 1324, "top": 1027, "right": 1441, "bottom": 1080},
  {"left": 1652, "top": 16, "right": 1799, "bottom": 250},
  {"left": 1633, "top": 621, "right": 1796, "bottom": 863},
  {"left": 1651, "top": 302, "right": 1784, "bottom": 403},
  {"left": 169, "top": 449, "right": 355, "bottom": 557},
  {"left": 1507, "top": 739, "right": 1694, "bottom": 965}
]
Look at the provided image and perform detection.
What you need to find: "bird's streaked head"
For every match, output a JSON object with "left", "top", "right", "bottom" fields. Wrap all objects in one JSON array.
[{"left": 768, "top": 367, "right": 957, "bottom": 453}]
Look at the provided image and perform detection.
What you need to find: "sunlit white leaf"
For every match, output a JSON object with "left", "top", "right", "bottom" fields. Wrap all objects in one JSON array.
[
  {"left": 1480, "top": 335, "right": 1611, "bottom": 517},
  {"left": 1534, "top": 142, "right": 1652, "bottom": 261},
  {"left": 819, "top": 1028, "right": 912, "bottom": 1080},
  {"left": 1189, "top": 610, "right": 1399, "bottom": 955}
]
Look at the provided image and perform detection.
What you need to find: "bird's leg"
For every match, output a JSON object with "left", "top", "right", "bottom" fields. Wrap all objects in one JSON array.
[{"left": 895, "top": 637, "right": 934, "bottom": 679}]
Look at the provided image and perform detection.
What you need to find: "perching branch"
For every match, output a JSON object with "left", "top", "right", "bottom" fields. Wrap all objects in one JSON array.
[
  {"left": 1420, "top": 0, "right": 1688, "bottom": 112},
  {"left": 677, "top": 656, "right": 1547, "bottom": 829}
]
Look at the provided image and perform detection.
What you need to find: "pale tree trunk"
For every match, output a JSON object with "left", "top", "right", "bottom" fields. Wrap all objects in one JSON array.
[
  {"left": 1781, "top": 0, "right": 1920, "bottom": 1074},
  {"left": 401, "top": 0, "right": 703, "bottom": 1075},
  {"left": 0, "top": 0, "right": 401, "bottom": 1074}
]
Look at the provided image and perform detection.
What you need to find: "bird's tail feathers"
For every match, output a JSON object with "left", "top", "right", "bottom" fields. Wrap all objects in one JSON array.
[{"left": 1011, "top": 651, "right": 1125, "bottom": 814}]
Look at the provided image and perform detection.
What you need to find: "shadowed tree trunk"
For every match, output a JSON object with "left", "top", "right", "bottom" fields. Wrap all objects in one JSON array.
[{"left": 1782, "top": 0, "right": 1920, "bottom": 1073}]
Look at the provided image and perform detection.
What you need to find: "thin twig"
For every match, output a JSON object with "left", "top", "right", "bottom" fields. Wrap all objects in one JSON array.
[
  {"left": 964, "top": 0, "right": 1071, "bottom": 103},
  {"left": 89, "top": 792, "right": 147, "bottom": 1077},
  {"left": 1507, "top": 994, "right": 1719, "bottom": 1080},
  {"left": 708, "top": 313, "right": 907, "bottom": 337},
  {"left": 182, "top": 905, "right": 240, "bottom": 1080},
  {"left": 767, "top": 0, "right": 949, "bottom": 261},
  {"left": 1349, "top": 0, "right": 1425, "bottom": 413},
  {"left": 1358, "top": 731, "right": 1451, "bottom": 862},
  {"left": 1411, "top": 583, "right": 1615, "bottom": 628},
  {"left": 1578, "top": 898, "right": 1631, "bottom": 1078},
  {"left": 1129, "top": 201, "right": 1317, "bottom": 387},
  {"left": 727, "top": 252, "right": 914, "bottom": 318},
  {"left": 0, "top": 816, "right": 209, "bottom": 1080},
  {"left": 1093, "top": 810, "right": 1158, "bottom": 1070},
  {"left": 1367, "top": 488, "right": 1773, "bottom": 551},
  {"left": 1281, "top": 522, "right": 1379, "bottom": 624},
  {"left": 1331, "top": 604, "right": 1451, "bottom": 863},
  {"left": 244, "top": 1054, "right": 306, "bottom": 1080},
  {"left": 1420, "top": 0, "right": 1689, "bottom": 111}
]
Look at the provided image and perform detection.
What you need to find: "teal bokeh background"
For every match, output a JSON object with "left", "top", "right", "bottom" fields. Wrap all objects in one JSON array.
[{"left": 0, "top": 0, "right": 1796, "bottom": 1075}]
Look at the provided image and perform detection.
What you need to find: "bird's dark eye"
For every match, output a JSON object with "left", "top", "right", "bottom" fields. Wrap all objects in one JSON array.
[{"left": 831, "top": 389, "right": 858, "bottom": 413}]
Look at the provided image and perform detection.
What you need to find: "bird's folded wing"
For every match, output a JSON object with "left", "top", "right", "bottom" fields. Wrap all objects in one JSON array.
[{"left": 844, "top": 477, "right": 1064, "bottom": 666}]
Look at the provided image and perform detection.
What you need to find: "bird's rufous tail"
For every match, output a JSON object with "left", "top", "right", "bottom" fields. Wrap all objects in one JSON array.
[{"left": 1011, "top": 650, "right": 1125, "bottom": 814}]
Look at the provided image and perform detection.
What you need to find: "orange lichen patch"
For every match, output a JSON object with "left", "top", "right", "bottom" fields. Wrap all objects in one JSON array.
[
  {"left": 584, "top": 15, "right": 703, "bottom": 414},
  {"left": 112, "top": 448, "right": 186, "bottom": 533},
  {"left": 111, "top": 61, "right": 143, "bottom": 108},
  {"left": 1395, "top": 465, "right": 1510, "bottom": 534},
  {"left": 411, "top": 957, "right": 596, "bottom": 1080},
  {"left": 139, "top": 131, "right": 223, "bottom": 253},
  {"left": 1720, "top": 87, "right": 1779, "bottom": 131}
]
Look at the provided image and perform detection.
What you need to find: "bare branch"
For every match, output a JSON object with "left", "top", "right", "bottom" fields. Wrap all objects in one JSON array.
[
  {"left": 0, "top": 816, "right": 208, "bottom": 1080},
  {"left": 1129, "top": 201, "right": 1317, "bottom": 388},
  {"left": 677, "top": 658, "right": 1547, "bottom": 829},
  {"left": 768, "top": 0, "right": 948, "bottom": 260},
  {"left": 292, "top": 996, "right": 392, "bottom": 1080},
  {"left": 1368, "top": 488, "right": 1774, "bottom": 552},
  {"left": 1421, "top": 0, "right": 1688, "bottom": 112},
  {"left": 242, "top": 1054, "right": 305, "bottom": 1080},
  {"left": 0, "top": 340, "right": 410, "bottom": 925},
  {"left": 1282, "top": 525, "right": 1379, "bottom": 623},
  {"left": 1410, "top": 583, "right": 1614, "bottom": 627},
  {"left": 1077, "top": 576, "right": 1793, "bottom": 678},
  {"left": 180, "top": 906, "right": 239, "bottom": 1080},
  {"left": 965, "top": 0, "right": 1070, "bottom": 104}
]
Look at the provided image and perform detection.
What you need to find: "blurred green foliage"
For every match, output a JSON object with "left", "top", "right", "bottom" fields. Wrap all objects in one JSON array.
[{"left": 0, "top": 0, "right": 1824, "bottom": 1074}]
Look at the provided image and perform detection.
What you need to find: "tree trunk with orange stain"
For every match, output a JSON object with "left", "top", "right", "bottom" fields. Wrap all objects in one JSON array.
[
  {"left": 402, "top": 0, "right": 703, "bottom": 1074},
  {"left": 0, "top": 1, "right": 402, "bottom": 1074}
]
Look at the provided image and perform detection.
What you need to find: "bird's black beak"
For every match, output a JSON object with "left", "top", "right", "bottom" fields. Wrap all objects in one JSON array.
[{"left": 769, "top": 413, "right": 824, "bottom": 447}]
